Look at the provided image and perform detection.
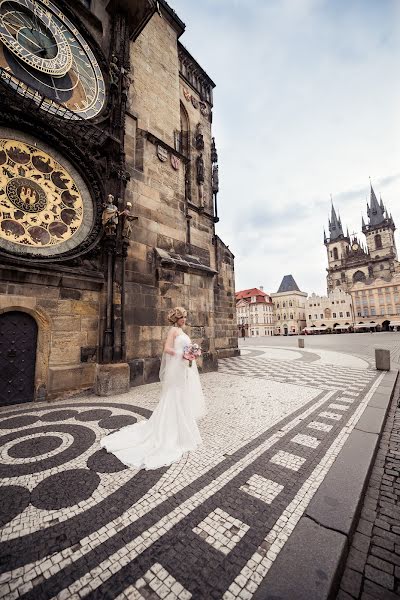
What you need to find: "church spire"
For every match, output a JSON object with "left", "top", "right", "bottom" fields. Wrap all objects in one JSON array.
[
  {"left": 367, "top": 183, "right": 386, "bottom": 226},
  {"left": 328, "top": 200, "right": 344, "bottom": 240}
]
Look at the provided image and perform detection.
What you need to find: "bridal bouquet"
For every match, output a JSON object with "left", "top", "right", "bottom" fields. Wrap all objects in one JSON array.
[{"left": 183, "top": 343, "right": 202, "bottom": 367}]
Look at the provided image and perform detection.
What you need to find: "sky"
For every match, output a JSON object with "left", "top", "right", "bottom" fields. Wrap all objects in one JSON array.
[{"left": 171, "top": 0, "right": 400, "bottom": 296}]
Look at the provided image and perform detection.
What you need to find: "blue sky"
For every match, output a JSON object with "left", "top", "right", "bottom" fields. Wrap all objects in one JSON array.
[{"left": 171, "top": 0, "right": 400, "bottom": 295}]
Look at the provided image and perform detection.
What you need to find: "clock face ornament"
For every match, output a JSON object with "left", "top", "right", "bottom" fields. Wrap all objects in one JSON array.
[
  {"left": 0, "top": 0, "right": 106, "bottom": 118},
  {"left": 352, "top": 243, "right": 359, "bottom": 251},
  {"left": 0, "top": 137, "right": 94, "bottom": 256}
]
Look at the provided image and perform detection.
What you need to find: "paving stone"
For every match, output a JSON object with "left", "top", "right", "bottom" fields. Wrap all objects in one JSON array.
[{"left": 0, "top": 342, "right": 385, "bottom": 600}]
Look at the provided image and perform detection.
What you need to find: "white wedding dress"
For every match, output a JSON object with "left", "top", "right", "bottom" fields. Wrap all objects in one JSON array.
[{"left": 100, "top": 329, "right": 207, "bottom": 470}]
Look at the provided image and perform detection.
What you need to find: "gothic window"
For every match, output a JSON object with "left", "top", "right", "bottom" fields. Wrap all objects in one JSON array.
[
  {"left": 179, "top": 103, "right": 190, "bottom": 157},
  {"left": 333, "top": 247, "right": 339, "bottom": 260},
  {"left": 283, "top": 302, "right": 286, "bottom": 307},
  {"left": 283, "top": 314, "right": 286, "bottom": 320},
  {"left": 375, "top": 234, "right": 382, "bottom": 250},
  {"left": 353, "top": 270, "right": 366, "bottom": 283}
]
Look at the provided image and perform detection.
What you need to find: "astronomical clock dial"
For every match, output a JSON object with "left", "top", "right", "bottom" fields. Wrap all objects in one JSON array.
[
  {"left": 352, "top": 243, "right": 359, "bottom": 251},
  {"left": 0, "top": 0, "right": 105, "bottom": 119},
  {"left": 0, "top": 136, "right": 94, "bottom": 257}
]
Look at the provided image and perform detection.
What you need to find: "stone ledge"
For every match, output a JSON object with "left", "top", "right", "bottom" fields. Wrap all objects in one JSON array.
[
  {"left": 95, "top": 363, "right": 130, "bottom": 397},
  {"left": 254, "top": 516, "right": 347, "bottom": 600}
]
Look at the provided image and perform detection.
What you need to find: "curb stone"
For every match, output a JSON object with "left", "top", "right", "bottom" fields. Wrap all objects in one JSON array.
[{"left": 255, "top": 369, "right": 399, "bottom": 600}]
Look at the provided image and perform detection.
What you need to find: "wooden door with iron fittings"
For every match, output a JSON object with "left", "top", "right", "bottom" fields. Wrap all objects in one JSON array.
[{"left": 0, "top": 312, "right": 38, "bottom": 406}]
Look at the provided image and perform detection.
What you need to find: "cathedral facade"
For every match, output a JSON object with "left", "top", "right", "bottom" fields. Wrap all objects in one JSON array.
[
  {"left": 0, "top": 0, "right": 238, "bottom": 406},
  {"left": 324, "top": 186, "right": 400, "bottom": 329}
]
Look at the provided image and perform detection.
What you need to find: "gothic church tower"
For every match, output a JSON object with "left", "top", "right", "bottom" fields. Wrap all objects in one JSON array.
[
  {"left": 362, "top": 185, "right": 397, "bottom": 278},
  {"left": 324, "top": 203, "right": 350, "bottom": 292}
]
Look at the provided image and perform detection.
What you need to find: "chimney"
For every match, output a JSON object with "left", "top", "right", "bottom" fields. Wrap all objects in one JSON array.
[{"left": 259, "top": 286, "right": 264, "bottom": 291}]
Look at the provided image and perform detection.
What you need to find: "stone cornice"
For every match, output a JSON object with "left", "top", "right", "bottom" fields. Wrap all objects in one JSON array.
[{"left": 178, "top": 43, "right": 214, "bottom": 106}]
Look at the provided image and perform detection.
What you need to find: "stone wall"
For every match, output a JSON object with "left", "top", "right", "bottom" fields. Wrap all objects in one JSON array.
[
  {"left": 213, "top": 237, "right": 239, "bottom": 358},
  {"left": 0, "top": 265, "right": 103, "bottom": 401}
]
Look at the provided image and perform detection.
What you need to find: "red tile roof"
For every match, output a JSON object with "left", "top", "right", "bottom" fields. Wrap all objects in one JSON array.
[{"left": 235, "top": 288, "right": 272, "bottom": 303}]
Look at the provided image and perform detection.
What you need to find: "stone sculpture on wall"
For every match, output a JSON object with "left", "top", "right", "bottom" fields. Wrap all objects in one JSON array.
[
  {"left": 196, "top": 153, "right": 204, "bottom": 184},
  {"left": 195, "top": 123, "right": 204, "bottom": 151},
  {"left": 102, "top": 194, "right": 119, "bottom": 236},
  {"left": 120, "top": 202, "right": 137, "bottom": 240}
]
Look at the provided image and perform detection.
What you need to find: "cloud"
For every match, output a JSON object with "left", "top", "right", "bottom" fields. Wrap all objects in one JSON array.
[{"left": 171, "top": 0, "right": 400, "bottom": 296}]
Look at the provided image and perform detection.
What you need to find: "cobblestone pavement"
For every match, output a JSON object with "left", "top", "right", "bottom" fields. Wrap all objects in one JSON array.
[
  {"left": 0, "top": 344, "right": 384, "bottom": 600},
  {"left": 338, "top": 372, "right": 400, "bottom": 600}
]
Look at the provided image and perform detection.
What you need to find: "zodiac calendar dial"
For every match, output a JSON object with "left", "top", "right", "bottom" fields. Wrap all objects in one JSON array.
[
  {"left": 0, "top": 0, "right": 106, "bottom": 118},
  {"left": 0, "top": 137, "right": 93, "bottom": 256}
]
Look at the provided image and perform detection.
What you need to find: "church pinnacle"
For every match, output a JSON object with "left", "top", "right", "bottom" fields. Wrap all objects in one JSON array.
[{"left": 328, "top": 200, "right": 345, "bottom": 241}]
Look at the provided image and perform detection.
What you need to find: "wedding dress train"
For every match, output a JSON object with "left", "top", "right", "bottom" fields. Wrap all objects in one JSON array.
[{"left": 100, "top": 329, "right": 206, "bottom": 470}]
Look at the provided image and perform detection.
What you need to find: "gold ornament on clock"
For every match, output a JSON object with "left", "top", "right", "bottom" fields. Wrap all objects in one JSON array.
[{"left": 0, "top": 138, "right": 84, "bottom": 250}]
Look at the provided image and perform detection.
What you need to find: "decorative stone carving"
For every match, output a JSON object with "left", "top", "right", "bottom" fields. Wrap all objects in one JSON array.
[
  {"left": 121, "top": 68, "right": 132, "bottom": 99},
  {"left": 195, "top": 123, "right": 204, "bottom": 151},
  {"left": 102, "top": 194, "right": 119, "bottom": 236},
  {"left": 191, "top": 95, "right": 199, "bottom": 109},
  {"left": 157, "top": 145, "right": 168, "bottom": 162},
  {"left": 109, "top": 54, "right": 120, "bottom": 87},
  {"left": 120, "top": 202, "right": 137, "bottom": 241},
  {"left": 196, "top": 153, "right": 204, "bottom": 184},
  {"left": 212, "top": 164, "right": 219, "bottom": 194},
  {"left": 211, "top": 137, "right": 218, "bottom": 164},
  {"left": 199, "top": 102, "right": 207, "bottom": 116},
  {"left": 170, "top": 154, "right": 180, "bottom": 171}
]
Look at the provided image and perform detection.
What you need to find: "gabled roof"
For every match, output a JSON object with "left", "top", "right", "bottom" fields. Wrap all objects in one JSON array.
[
  {"left": 235, "top": 288, "right": 267, "bottom": 300},
  {"left": 277, "top": 275, "right": 301, "bottom": 293}
]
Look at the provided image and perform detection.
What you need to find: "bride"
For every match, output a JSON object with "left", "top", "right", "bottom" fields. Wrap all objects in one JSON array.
[{"left": 100, "top": 307, "right": 207, "bottom": 470}]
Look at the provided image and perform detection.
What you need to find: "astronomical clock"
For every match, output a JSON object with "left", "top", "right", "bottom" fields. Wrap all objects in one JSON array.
[
  {"left": 0, "top": 0, "right": 106, "bottom": 118},
  {"left": 0, "top": 133, "right": 94, "bottom": 256},
  {"left": 0, "top": 0, "right": 107, "bottom": 259}
]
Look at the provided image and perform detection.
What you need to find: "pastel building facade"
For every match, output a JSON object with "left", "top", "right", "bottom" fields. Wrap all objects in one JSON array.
[{"left": 236, "top": 287, "right": 274, "bottom": 337}]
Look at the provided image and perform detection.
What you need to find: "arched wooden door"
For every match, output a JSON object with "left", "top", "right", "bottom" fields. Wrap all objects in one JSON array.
[{"left": 0, "top": 311, "right": 38, "bottom": 406}]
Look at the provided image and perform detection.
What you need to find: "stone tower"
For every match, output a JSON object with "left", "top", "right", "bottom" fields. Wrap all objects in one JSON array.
[
  {"left": 324, "top": 202, "right": 350, "bottom": 292},
  {"left": 362, "top": 185, "right": 397, "bottom": 278}
]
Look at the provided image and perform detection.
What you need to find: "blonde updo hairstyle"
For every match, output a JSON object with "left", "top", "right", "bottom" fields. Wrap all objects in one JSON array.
[{"left": 167, "top": 306, "right": 187, "bottom": 325}]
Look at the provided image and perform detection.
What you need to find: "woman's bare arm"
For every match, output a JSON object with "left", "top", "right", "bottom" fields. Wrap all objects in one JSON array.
[{"left": 164, "top": 328, "right": 178, "bottom": 356}]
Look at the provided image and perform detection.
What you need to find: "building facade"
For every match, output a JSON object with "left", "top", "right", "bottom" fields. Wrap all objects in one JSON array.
[
  {"left": 0, "top": 0, "right": 237, "bottom": 406},
  {"left": 235, "top": 287, "right": 274, "bottom": 337},
  {"left": 271, "top": 275, "right": 307, "bottom": 335},
  {"left": 305, "top": 290, "right": 354, "bottom": 333},
  {"left": 325, "top": 186, "right": 400, "bottom": 330}
]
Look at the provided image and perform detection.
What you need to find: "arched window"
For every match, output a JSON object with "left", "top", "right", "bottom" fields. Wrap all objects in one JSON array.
[
  {"left": 375, "top": 234, "right": 382, "bottom": 250},
  {"left": 353, "top": 270, "right": 366, "bottom": 283},
  {"left": 179, "top": 102, "right": 190, "bottom": 157},
  {"left": 333, "top": 247, "right": 338, "bottom": 260},
  {"left": 283, "top": 302, "right": 286, "bottom": 307},
  {"left": 283, "top": 313, "right": 286, "bottom": 320},
  {"left": 290, "top": 313, "right": 293, "bottom": 319},
  {"left": 324, "top": 308, "right": 331, "bottom": 318}
]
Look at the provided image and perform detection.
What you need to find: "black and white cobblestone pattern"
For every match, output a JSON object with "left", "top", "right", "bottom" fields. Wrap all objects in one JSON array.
[{"left": 0, "top": 355, "right": 380, "bottom": 600}]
